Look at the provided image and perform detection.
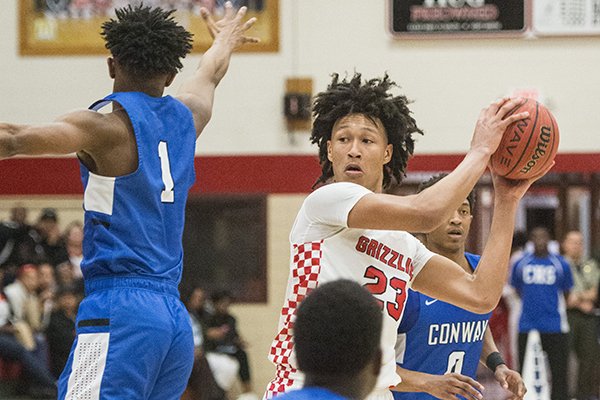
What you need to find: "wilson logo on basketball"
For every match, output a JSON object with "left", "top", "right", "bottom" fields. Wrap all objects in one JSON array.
[
  {"left": 490, "top": 99, "right": 559, "bottom": 180},
  {"left": 520, "top": 126, "right": 552, "bottom": 174}
]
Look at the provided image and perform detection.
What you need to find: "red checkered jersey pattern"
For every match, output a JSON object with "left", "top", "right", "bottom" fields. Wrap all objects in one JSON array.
[
  {"left": 268, "top": 241, "right": 323, "bottom": 370},
  {"left": 264, "top": 364, "right": 301, "bottom": 399}
]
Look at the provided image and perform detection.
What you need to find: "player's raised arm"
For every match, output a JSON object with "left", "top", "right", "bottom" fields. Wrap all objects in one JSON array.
[
  {"left": 412, "top": 164, "right": 554, "bottom": 313},
  {"left": 176, "top": 2, "right": 258, "bottom": 137},
  {"left": 0, "top": 110, "right": 121, "bottom": 160},
  {"left": 347, "top": 97, "right": 529, "bottom": 233}
]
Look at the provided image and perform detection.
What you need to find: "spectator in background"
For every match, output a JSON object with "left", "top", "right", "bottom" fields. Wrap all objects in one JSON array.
[
  {"left": 4, "top": 264, "right": 41, "bottom": 329},
  {"left": 275, "top": 280, "right": 383, "bottom": 400},
  {"left": 0, "top": 206, "right": 33, "bottom": 282},
  {"left": 34, "top": 209, "right": 69, "bottom": 267},
  {"left": 4, "top": 263, "right": 50, "bottom": 369},
  {"left": 55, "top": 261, "right": 84, "bottom": 296},
  {"left": 37, "top": 261, "right": 57, "bottom": 329},
  {"left": 205, "top": 290, "right": 256, "bottom": 400},
  {"left": 45, "top": 287, "right": 78, "bottom": 379},
  {"left": 63, "top": 221, "right": 84, "bottom": 278},
  {"left": 0, "top": 268, "right": 57, "bottom": 398},
  {"left": 562, "top": 230, "right": 600, "bottom": 400},
  {"left": 184, "top": 287, "right": 226, "bottom": 400},
  {"left": 511, "top": 226, "right": 573, "bottom": 400}
]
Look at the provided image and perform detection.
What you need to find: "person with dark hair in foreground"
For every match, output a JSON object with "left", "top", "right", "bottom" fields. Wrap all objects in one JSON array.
[
  {"left": 0, "top": 2, "right": 257, "bottom": 399},
  {"left": 265, "top": 73, "right": 553, "bottom": 400},
  {"left": 276, "top": 280, "right": 383, "bottom": 400},
  {"left": 393, "top": 174, "right": 526, "bottom": 400}
]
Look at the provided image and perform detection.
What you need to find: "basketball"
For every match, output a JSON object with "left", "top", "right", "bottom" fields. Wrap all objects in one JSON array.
[{"left": 490, "top": 99, "right": 559, "bottom": 180}]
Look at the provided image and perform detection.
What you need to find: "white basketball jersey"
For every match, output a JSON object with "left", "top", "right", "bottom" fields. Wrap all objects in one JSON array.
[{"left": 268, "top": 182, "right": 434, "bottom": 393}]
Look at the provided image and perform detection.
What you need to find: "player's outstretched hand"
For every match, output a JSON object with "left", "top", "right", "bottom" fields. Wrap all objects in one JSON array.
[
  {"left": 470, "top": 97, "right": 528, "bottom": 157},
  {"left": 491, "top": 160, "right": 555, "bottom": 202},
  {"left": 494, "top": 365, "right": 527, "bottom": 400},
  {"left": 200, "top": 1, "right": 259, "bottom": 50},
  {"left": 422, "top": 372, "right": 484, "bottom": 400}
]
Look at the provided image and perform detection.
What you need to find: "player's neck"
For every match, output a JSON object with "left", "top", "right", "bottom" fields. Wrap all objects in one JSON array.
[
  {"left": 427, "top": 244, "right": 469, "bottom": 271},
  {"left": 113, "top": 77, "right": 166, "bottom": 97}
]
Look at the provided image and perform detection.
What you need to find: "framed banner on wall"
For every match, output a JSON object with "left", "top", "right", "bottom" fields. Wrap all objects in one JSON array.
[
  {"left": 533, "top": 0, "right": 600, "bottom": 36},
  {"left": 20, "top": 0, "right": 279, "bottom": 55},
  {"left": 388, "top": 0, "right": 527, "bottom": 37}
]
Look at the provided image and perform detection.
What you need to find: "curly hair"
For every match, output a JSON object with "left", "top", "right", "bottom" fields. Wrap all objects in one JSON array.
[
  {"left": 294, "top": 280, "right": 382, "bottom": 377},
  {"left": 310, "top": 72, "right": 423, "bottom": 189},
  {"left": 101, "top": 4, "right": 193, "bottom": 76},
  {"left": 418, "top": 173, "right": 476, "bottom": 213}
]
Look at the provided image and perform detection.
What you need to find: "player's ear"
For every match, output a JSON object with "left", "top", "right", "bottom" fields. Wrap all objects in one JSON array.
[
  {"left": 383, "top": 144, "right": 392, "bottom": 164},
  {"left": 327, "top": 140, "right": 333, "bottom": 162},
  {"left": 165, "top": 72, "right": 177, "bottom": 87},
  {"left": 107, "top": 57, "right": 116, "bottom": 79}
]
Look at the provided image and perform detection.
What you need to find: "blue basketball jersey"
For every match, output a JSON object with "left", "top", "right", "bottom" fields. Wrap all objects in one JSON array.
[
  {"left": 80, "top": 92, "right": 196, "bottom": 284},
  {"left": 394, "top": 253, "right": 490, "bottom": 400},
  {"left": 276, "top": 387, "right": 349, "bottom": 400},
  {"left": 510, "top": 252, "right": 573, "bottom": 333}
]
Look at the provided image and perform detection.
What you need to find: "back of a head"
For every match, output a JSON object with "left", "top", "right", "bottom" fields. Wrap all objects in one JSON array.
[
  {"left": 101, "top": 4, "right": 193, "bottom": 77},
  {"left": 294, "top": 280, "right": 382, "bottom": 377}
]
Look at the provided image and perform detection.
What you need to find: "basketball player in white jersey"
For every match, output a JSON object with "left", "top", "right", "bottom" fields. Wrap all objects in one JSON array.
[{"left": 264, "top": 73, "right": 553, "bottom": 400}]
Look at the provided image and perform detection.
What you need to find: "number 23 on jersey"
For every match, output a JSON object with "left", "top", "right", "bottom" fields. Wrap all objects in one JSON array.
[{"left": 363, "top": 265, "right": 407, "bottom": 321}]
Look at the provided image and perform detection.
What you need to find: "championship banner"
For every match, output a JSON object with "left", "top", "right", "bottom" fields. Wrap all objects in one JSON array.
[
  {"left": 389, "top": 0, "right": 526, "bottom": 37},
  {"left": 521, "top": 330, "right": 550, "bottom": 400}
]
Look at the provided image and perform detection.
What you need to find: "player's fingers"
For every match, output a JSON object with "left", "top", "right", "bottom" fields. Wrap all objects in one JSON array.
[
  {"left": 485, "top": 96, "right": 512, "bottom": 116},
  {"left": 435, "top": 390, "right": 462, "bottom": 400},
  {"left": 235, "top": 5, "right": 248, "bottom": 21},
  {"left": 223, "top": 1, "right": 235, "bottom": 19},
  {"left": 243, "top": 16, "right": 257, "bottom": 28},
  {"left": 448, "top": 384, "right": 482, "bottom": 400},
  {"left": 500, "top": 110, "right": 529, "bottom": 127},
  {"left": 450, "top": 373, "right": 485, "bottom": 392},
  {"left": 513, "top": 376, "right": 527, "bottom": 397},
  {"left": 242, "top": 35, "right": 260, "bottom": 43},
  {"left": 200, "top": 9, "right": 219, "bottom": 35},
  {"left": 446, "top": 379, "right": 482, "bottom": 400},
  {"left": 496, "top": 97, "right": 526, "bottom": 119}
]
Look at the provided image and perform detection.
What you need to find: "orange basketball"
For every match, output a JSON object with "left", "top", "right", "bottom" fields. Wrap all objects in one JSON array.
[{"left": 490, "top": 99, "right": 559, "bottom": 180}]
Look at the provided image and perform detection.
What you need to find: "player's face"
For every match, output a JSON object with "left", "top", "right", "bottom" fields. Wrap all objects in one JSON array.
[
  {"left": 531, "top": 227, "right": 550, "bottom": 254},
  {"left": 326, "top": 114, "right": 392, "bottom": 193},
  {"left": 426, "top": 200, "right": 472, "bottom": 253}
]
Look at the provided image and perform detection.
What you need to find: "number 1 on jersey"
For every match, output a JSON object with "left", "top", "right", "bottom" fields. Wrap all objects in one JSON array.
[{"left": 158, "top": 141, "right": 174, "bottom": 203}]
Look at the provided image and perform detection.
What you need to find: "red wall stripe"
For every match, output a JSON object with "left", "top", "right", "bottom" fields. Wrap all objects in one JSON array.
[{"left": 0, "top": 153, "right": 599, "bottom": 195}]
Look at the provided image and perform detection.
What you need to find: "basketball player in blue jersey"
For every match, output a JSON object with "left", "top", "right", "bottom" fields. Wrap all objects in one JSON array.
[
  {"left": 511, "top": 226, "right": 573, "bottom": 400},
  {"left": 276, "top": 279, "right": 383, "bottom": 400},
  {"left": 392, "top": 174, "right": 526, "bottom": 400},
  {"left": 0, "top": 3, "right": 257, "bottom": 399}
]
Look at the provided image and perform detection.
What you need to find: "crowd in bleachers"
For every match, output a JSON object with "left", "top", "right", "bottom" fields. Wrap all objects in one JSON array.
[
  {"left": 0, "top": 206, "right": 257, "bottom": 400},
  {"left": 0, "top": 207, "right": 83, "bottom": 398}
]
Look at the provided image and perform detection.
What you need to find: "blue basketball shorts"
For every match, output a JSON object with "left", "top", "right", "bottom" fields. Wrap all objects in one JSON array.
[{"left": 58, "top": 276, "right": 194, "bottom": 400}]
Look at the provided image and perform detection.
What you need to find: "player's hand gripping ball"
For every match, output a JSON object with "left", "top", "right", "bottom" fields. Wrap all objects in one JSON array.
[{"left": 491, "top": 98, "right": 559, "bottom": 179}]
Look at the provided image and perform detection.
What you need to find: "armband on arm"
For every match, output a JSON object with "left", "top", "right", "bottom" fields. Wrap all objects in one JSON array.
[{"left": 485, "top": 351, "right": 506, "bottom": 372}]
